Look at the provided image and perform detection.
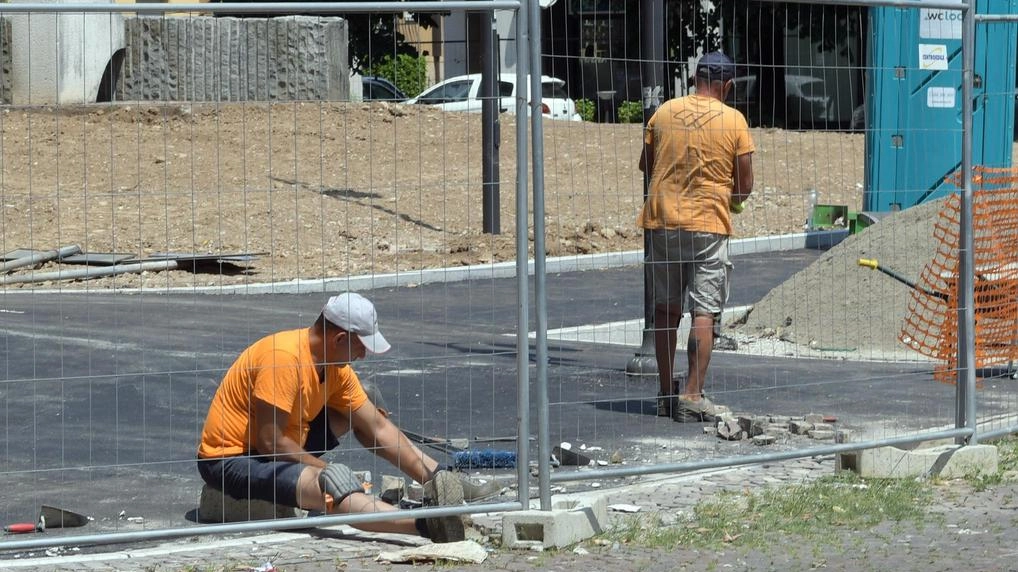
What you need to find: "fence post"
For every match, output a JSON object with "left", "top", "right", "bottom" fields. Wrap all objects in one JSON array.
[
  {"left": 482, "top": 10, "right": 501, "bottom": 235},
  {"left": 626, "top": 0, "right": 665, "bottom": 380},
  {"left": 957, "top": 0, "right": 977, "bottom": 444},
  {"left": 526, "top": 0, "right": 552, "bottom": 512},
  {"left": 513, "top": 0, "right": 534, "bottom": 510}
]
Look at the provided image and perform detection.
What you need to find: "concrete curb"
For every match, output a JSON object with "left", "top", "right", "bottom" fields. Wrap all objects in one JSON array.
[
  {"left": 836, "top": 444, "right": 999, "bottom": 479},
  {"left": 16, "top": 230, "right": 848, "bottom": 296}
]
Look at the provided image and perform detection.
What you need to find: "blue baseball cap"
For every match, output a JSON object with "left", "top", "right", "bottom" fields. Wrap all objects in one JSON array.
[{"left": 695, "top": 51, "right": 736, "bottom": 82}]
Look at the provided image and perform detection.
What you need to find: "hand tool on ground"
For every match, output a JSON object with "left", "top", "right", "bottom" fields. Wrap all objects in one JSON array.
[
  {"left": 3, "top": 516, "right": 44, "bottom": 534},
  {"left": 39, "top": 504, "right": 89, "bottom": 528},
  {"left": 3, "top": 505, "right": 89, "bottom": 534},
  {"left": 858, "top": 258, "right": 949, "bottom": 301},
  {"left": 401, "top": 429, "right": 517, "bottom": 469}
]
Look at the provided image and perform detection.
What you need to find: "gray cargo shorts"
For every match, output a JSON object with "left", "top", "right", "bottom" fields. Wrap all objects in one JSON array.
[{"left": 647, "top": 228, "right": 731, "bottom": 318}]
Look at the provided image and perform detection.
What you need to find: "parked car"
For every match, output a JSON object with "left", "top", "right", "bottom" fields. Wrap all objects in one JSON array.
[
  {"left": 405, "top": 73, "right": 582, "bottom": 121},
  {"left": 360, "top": 76, "right": 408, "bottom": 102},
  {"left": 728, "top": 74, "right": 841, "bottom": 129}
]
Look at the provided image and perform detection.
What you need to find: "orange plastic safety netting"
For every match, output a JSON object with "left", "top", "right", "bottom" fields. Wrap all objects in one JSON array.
[{"left": 899, "top": 166, "right": 1018, "bottom": 385}]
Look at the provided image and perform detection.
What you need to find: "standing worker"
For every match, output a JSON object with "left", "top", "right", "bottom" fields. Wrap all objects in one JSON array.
[
  {"left": 636, "top": 51, "right": 755, "bottom": 422},
  {"left": 196, "top": 292, "right": 484, "bottom": 542}
]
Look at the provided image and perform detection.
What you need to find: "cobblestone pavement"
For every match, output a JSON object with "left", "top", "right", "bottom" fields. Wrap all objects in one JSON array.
[{"left": 6, "top": 455, "right": 1018, "bottom": 572}]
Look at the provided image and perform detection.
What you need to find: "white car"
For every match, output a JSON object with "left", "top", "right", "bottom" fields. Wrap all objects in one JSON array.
[
  {"left": 406, "top": 73, "right": 582, "bottom": 121},
  {"left": 730, "top": 74, "right": 835, "bottom": 128}
]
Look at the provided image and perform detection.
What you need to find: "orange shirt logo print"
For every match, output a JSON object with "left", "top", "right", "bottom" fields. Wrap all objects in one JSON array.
[{"left": 673, "top": 108, "right": 722, "bottom": 129}]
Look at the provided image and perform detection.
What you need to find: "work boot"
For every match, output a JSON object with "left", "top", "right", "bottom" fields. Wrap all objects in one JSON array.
[
  {"left": 421, "top": 470, "right": 465, "bottom": 543},
  {"left": 673, "top": 395, "right": 729, "bottom": 423},
  {"left": 457, "top": 474, "right": 503, "bottom": 502}
]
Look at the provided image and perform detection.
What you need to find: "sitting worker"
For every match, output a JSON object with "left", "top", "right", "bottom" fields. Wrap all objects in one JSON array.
[{"left": 196, "top": 292, "right": 496, "bottom": 542}]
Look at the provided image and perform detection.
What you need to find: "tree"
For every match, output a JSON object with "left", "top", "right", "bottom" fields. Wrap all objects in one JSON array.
[
  {"left": 665, "top": 1, "right": 864, "bottom": 127},
  {"left": 345, "top": 11, "right": 438, "bottom": 74}
]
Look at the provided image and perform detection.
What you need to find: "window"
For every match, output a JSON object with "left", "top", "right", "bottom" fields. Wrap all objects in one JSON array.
[
  {"left": 542, "top": 82, "right": 568, "bottom": 99},
  {"left": 798, "top": 80, "right": 827, "bottom": 99},
  {"left": 420, "top": 80, "right": 473, "bottom": 104},
  {"left": 365, "top": 81, "right": 399, "bottom": 101}
]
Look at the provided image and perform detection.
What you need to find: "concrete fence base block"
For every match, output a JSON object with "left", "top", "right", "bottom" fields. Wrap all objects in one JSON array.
[
  {"left": 197, "top": 484, "right": 305, "bottom": 523},
  {"left": 502, "top": 495, "right": 608, "bottom": 549},
  {"left": 836, "top": 444, "right": 998, "bottom": 479}
]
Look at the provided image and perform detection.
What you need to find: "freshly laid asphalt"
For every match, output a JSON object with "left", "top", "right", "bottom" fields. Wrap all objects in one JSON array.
[{"left": 2, "top": 244, "right": 1007, "bottom": 567}]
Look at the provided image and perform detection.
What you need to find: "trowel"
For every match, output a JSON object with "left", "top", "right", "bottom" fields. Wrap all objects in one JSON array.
[{"left": 3, "top": 505, "right": 89, "bottom": 534}]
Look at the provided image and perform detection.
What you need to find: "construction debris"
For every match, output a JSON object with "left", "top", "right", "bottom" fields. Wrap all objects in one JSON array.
[
  {"left": 0, "top": 246, "right": 264, "bottom": 285},
  {"left": 709, "top": 413, "right": 848, "bottom": 445},
  {"left": 376, "top": 540, "right": 488, "bottom": 564}
]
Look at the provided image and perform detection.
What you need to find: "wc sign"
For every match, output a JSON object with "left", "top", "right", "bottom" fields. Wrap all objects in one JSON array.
[
  {"left": 919, "top": 44, "right": 949, "bottom": 70},
  {"left": 920, "top": 8, "right": 962, "bottom": 39}
]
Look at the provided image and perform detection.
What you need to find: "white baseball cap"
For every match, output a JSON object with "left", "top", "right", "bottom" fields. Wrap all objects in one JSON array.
[{"left": 321, "top": 292, "right": 391, "bottom": 354}]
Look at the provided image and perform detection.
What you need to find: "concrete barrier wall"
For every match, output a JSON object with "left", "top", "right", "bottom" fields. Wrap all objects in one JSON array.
[
  {"left": 0, "top": 15, "right": 348, "bottom": 104},
  {"left": 117, "top": 16, "right": 349, "bottom": 102},
  {"left": 8, "top": 0, "right": 125, "bottom": 105}
]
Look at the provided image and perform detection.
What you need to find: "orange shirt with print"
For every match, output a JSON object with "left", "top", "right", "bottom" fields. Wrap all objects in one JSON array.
[
  {"left": 198, "top": 328, "right": 368, "bottom": 459},
  {"left": 637, "top": 94, "right": 755, "bottom": 236}
]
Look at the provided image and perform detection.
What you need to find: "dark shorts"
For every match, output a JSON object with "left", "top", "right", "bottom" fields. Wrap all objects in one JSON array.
[{"left": 197, "top": 407, "right": 339, "bottom": 507}]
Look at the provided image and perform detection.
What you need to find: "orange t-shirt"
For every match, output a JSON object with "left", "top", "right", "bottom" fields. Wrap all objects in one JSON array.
[
  {"left": 636, "top": 94, "right": 755, "bottom": 235},
  {"left": 197, "top": 328, "right": 369, "bottom": 458}
]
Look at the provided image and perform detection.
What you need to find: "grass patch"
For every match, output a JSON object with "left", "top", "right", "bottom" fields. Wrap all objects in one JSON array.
[
  {"left": 994, "top": 436, "right": 1018, "bottom": 473},
  {"left": 606, "top": 472, "right": 932, "bottom": 550},
  {"left": 964, "top": 435, "right": 1018, "bottom": 491}
]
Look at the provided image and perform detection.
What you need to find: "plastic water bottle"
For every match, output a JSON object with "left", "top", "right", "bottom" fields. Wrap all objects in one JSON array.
[{"left": 806, "top": 188, "right": 818, "bottom": 230}]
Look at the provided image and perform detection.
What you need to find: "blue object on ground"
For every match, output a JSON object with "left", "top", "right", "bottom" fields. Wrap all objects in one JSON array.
[{"left": 452, "top": 449, "right": 517, "bottom": 469}]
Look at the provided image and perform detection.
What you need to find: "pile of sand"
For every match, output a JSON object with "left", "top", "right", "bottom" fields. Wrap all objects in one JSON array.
[{"left": 736, "top": 198, "right": 948, "bottom": 358}]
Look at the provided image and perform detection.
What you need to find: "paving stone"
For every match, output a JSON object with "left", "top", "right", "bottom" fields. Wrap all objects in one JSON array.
[
  {"left": 717, "top": 418, "right": 744, "bottom": 440},
  {"left": 809, "top": 428, "right": 836, "bottom": 440},
  {"left": 789, "top": 420, "right": 814, "bottom": 435}
]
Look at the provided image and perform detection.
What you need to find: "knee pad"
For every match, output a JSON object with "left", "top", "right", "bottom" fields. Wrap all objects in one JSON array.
[{"left": 318, "top": 463, "right": 364, "bottom": 505}]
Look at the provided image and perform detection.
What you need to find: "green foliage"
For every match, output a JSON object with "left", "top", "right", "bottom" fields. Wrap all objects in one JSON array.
[
  {"left": 604, "top": 472, "right": 932, "bottom": 551},
  {"left": 966, "top": 435, "right": 1018, "bottom": 491},
  {"left": 995, "top": 435, "right": 1018, "bottom": 473},
  {"left": 345, "top": 13, "right": 437, "bottom": 75},
  {"left": 575, "top": 98, "right": 595, "bottom": 122},
  {"left": 617, "top": 101, "right": 645, "bottom": 124},
  {"left": 367, "top": 54, "right": 428, "bottom": 99}
]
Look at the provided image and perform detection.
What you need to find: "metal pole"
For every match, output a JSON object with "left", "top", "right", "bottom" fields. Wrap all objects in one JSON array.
[
  {"left": 482, "top": 10, "right": 501, "bottom": 235},
  {"left": 527, "top": 0, "right": 551, "bottom": 512},
  {"left": 0, "top": 244, "right": 80, "bottom": 273},
  {"left": 1, "top": 260, "right": 180, "bottom": 285},
  {"left": 957, "top": 0, "right": 977, "bottom": 444},
  {"left": 0, "top": 501, "right": 524, "bottom": 552},
  {"left": 513, "top": 1, "right": 532, "bottom": 509},
  {"left": 626, "top": 0, "right": 665, "bottom": 378}
]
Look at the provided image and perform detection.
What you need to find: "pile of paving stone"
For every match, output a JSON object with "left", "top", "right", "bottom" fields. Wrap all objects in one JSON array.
[{"left": 705, "top": 412, "right": 853, "bottom": 445}]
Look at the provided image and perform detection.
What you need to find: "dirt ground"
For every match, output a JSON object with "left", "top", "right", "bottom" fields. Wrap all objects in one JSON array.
[{"left": 0, "top": 101, "right": 866, "bottom": 290}]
